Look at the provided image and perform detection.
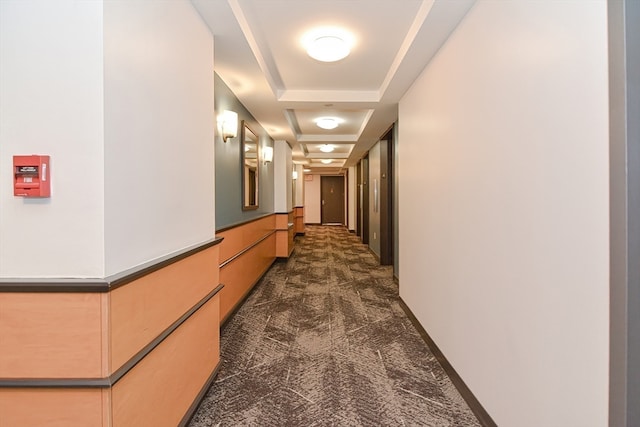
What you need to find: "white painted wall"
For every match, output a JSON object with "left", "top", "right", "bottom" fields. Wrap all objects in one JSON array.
[
  {"left": 348, "top": 166, "right": 356, "bottom": 231},
  {"left": 0, "top": 0, "right": 105, "bottom": 277},
  {"left": 103, "top": 0, "right": 215, "bottom": 275},
  {"left": 0, "top": 0, "right": 216, "bottom": 278},
  {"left": 273, "top": 140, "right": 292, "bottom": 212},
  {"left": 398, "top": 2, "right": 609, "bottom": 426},
  {"left": 293, "top": 164, "right": 304, "bottom": 207},
  {"left": 304, "top": 175, "right": 321, "bottom": 223}
]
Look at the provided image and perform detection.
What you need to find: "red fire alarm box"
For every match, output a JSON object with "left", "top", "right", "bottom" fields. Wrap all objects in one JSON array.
[{"left": 14, "top": 155, "right": 50, "bottom": 197}]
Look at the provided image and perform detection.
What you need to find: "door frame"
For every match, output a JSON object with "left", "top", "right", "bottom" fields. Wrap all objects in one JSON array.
[
  {"left": 356, "top": 162, "right": 362, "bottom": 236},
  {"left": 609, "top": 1, "right": 640, "bottom": 425},
  {"left": 361, "top": 156, "right": 369, "bottom": 244},
  {"left": 379, "top": 127, "right": 394, "bottom": 265}
]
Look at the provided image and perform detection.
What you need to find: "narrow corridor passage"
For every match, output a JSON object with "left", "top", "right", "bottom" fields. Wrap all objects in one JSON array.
[{"left": 190, "top": 226, "right": 480, "bottom": 426}]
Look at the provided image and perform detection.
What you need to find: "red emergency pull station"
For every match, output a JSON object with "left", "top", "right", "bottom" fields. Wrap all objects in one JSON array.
[{"left": 14, "top": 155, "right": 50, "bottom": 198}]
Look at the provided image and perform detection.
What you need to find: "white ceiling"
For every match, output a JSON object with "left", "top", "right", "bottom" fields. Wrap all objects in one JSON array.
[{"left": 192, "top": 0, "right": 475, "bottom": 174}]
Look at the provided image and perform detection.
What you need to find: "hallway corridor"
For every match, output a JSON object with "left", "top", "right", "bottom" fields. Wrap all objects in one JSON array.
[{"left": 189, "top": 226, "right": 480, "bottom": 426}]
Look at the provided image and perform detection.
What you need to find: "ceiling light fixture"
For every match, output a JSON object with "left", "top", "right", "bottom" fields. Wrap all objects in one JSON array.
[
  {"left": 303, "top": 28, "right": 354, "bottom": 63},
  {"left": 319, "top": 144, "right": 335, "bottom": 153},
  {"left": 316, "top": 117, "right": 339, "bottom": 130},
  {"left": 321, "top": 159, "right": 332, "bottom": 164},
  {"left": 308, "top": 36, "right": 349, "bottom": 62},
  {"left": 263, "top": 146, "right": 273, "bottom": 164}
]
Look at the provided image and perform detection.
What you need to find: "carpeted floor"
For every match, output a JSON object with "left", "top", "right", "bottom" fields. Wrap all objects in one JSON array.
[{"left": 189, "top": 225, "right": 481, "bottom": 427}]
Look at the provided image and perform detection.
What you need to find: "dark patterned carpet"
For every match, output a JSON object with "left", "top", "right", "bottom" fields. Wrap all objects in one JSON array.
[{"left": 189, "top": 225, "right": 481, "bottom": 427}]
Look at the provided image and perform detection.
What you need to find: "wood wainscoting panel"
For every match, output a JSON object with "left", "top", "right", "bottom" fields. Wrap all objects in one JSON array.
[
  {"left": 276, "top": 229, "right": 289, "bottom": 257},
  {"left": 219, "top": 233, "right": 276, "bottom": 322},
  {"left": 0, "top": 388, "right": 105, "bottom": 427},
  {"left": 288, "top": 222, "right": 295, "bottom": 255},
  {"left": 0, "top": 293, "right": 103, "bottom": 379},
  {"left": 216, "top": 215, "right": 275, "bottom": 264},
  {"left": 275, "top": 212, "right": 295, "bottom": 258},
  {"left": 109, "top": 246, "right": 219, "bottom": 372},
  {"left": 111, "top": 295, "right": 220, "bottom": 427},
  {"left": 275, "top": 212, "right": 289, "bottom": 230},
  {"left": 294, "top": 206, "right": 305, "bottom": 234}
]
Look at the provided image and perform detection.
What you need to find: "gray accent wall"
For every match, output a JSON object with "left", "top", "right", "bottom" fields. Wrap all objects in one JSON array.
[
  {"left": 215, "top": 74, "right": 274, "bottom": 229},
  {"left": 609, "top": 1, "right": 640, "bottom": 426}
]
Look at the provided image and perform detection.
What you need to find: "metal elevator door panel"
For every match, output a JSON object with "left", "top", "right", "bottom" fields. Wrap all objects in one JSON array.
[{"left": 321, "top": 175, "right": 345, "bottom": 224}]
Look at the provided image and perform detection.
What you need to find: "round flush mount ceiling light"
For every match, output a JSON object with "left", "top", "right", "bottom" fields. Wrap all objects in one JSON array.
[
  {"left": 308, "top": 36, "right": 349, "bottom": 62},
  {"left": 303, "top": 28, "right": 354, "bottom": 63},
  {"left": 319, "top": 144, "right": 335, "bottom": 153},
  {"left": 315, "top": 117, "right": 339, "bottom": 130},
  {"left": 321, "top": 159, "right": 333, "bottom": 164}
]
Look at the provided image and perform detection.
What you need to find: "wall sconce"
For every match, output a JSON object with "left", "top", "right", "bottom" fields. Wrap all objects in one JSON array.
[
  {"left": 263, "top": 146, "right": 273, "bottom": 164},
  {"left": 218, "top": 110, "right": 238, "bottom": 142},
  {"left": 292, "top": 170, "right": 298, "bottom": 180}
]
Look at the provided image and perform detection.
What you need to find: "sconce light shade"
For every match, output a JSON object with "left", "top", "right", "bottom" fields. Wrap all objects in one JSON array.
[
  {"left": 219, "top": 110, "right": 238, "bottom": 142},
  {"left": 292, "top": 170, "right": 298, "bottom": 180},
  {"left": 263, "top": 146, "right": 273, "bottom": 164}
]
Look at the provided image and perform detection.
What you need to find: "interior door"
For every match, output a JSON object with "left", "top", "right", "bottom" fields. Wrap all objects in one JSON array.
[{"left": 321, "top": 175, "right": 345, "bottom": 224}]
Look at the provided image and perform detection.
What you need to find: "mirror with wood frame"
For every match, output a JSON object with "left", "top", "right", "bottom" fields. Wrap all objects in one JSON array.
[{"left": 241, "top": 121, "right": 259, "bottom": 210}]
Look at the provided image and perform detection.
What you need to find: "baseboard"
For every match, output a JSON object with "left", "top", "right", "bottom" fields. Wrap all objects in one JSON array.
[
  {"left": 368, "top": 248, "right": 380, "bottom": 263},
  {"left": 398, "top": 298, "right": 497, "bottom": 427},
  {"left": 178, "top": 362, "right": 221, "bottom": 427}
]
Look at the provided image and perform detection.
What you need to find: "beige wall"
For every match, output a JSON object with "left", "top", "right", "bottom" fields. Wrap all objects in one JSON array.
[
  {"left": 398, "top": 1, "right": 609, "bottom": 426},
  {"left": 304, "top": 175, "right": 321, "bottom": 223}
]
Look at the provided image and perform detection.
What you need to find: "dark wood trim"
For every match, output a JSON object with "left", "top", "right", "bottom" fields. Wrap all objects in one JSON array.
[
  {"left": 219, "top": 230, "right": 276, "bottom": 268},
  {"left": 0, "top": 278, "right": 110, "bottom": 293},
  {"left": 215, "top": 213, "right": 274, "bottom": 233},
  {"left": 0, "top": 238, "right": 223, "bottom": 293},
  {"left": 609, "top": 1, "right": 640, "bottom": 425},
  {"left": 379, "top": 128, "right": 394, "bottom": 266},
  {"left": 275, "top": 210, "right": 294, "bottom": 215},
  {"left": 345, "top": 169, "right": 350, "bottom": 229},
  {"left": 361, "top": 156, "right": 369, "bottom": 245},
  {"left": 398, "top": 298, "right": 497, "bottom": 427},
  {"left": 0, "top": 377, "right": 111, "bottom": 389},
  {"left": 178, "top": 362, "right": 221, "bottom": 427},
  {"left": 0, "top": 284, "right": 224, "bottom": 388},
  {"left": 356, "top": 161, "right": 362, "bottom": 237}
]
